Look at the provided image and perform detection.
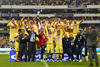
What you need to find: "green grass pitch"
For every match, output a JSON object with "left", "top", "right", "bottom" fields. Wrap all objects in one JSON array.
[{"left": 0, "top": 54, "right": 100, "bottom": 67}]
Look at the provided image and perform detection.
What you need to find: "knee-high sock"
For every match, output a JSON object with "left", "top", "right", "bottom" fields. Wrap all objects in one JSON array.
[
  {"left": 60, "top": 53, "right": 62, "bottom": 60},
  {"left": 10, "top": 42, "right": 15, "bottom": 48},
  {"left": 80, "top": 53, "right": 83, "bottom": 60},
  {"left": 56, "top": 54, "right": 59, "bottom": 60},
  {"left": 52, "top": 53, "right": 54, "bottom": 59},
  {"left": 46, "top": 53, "right": 49, "bottom": 59},
  {"left": 73, "top": 55, "right": 77, "bottom": 61},
  {"left": 10, "top": 43, "right": 13, "bottom": 48},
  {"left": 15, "top": 51, "right": 19, "bottom": 59}
]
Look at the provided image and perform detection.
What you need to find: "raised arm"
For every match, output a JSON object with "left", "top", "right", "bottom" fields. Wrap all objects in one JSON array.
[{"left": 26, "top": 26, "right": 31, "bottom": 33}]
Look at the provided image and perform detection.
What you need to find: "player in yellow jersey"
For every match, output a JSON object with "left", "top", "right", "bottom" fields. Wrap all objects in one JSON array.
[
  {"left": 55, "top": 29, "right": 64, "bottom": 61},
  {"left": 14, "top": 29, "right": 21, "bottom": 61},
  {"left": 40, "top": 19, "right": 47, "bottom": 34},
  {"left": 7, "top": 18, "right": 18, "bottom": 49},
  {"left": 63, "top": 19, "right": 70, "bottom": 37},
  {"left": 63, "top": 19, "right": 67, "bottom": 24},
  {"left": 73, "top": 17, "right": 84, "bottom": 38},
  {"left": 20, "top": 19, "right": 29, "bottom": 35},
  {"left": 30, "top": 20, "right": 39, "bottom": 35},
  {"left": 41, "top": 19, "right": 47, "bottom": 28},
  {"left": 46, "top": 29, "right": 55, "bottom": 61},
  {"left": 47, "top": 19, "right": 53, "bottom": 29},
  {"left": 67, "top": 20, "right": 74, "bottom": 38},
  {"left": 55, "top": 18, "right": 64, "bottom": 31},
  {"left": 47, "top": 18, "right": 55, "bottom": 35}
]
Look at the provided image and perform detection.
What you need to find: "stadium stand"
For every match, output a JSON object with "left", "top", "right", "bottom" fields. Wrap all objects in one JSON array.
[{"left": 0, "top": 0, "right": 100, "bottom": 5}]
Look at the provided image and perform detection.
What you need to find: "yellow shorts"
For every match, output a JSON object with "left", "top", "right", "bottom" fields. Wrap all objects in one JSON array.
[
  {"left": 46, "top": 43, "right": 54, "bottom": 53},
  {"left": 15, "top": 42, "right": 19, "bottom": 51},
  {"left": 10, "top": 34, "right": 15, "bottom": 41},
  {"left": 36, "top": 37, "right": 39, "bottom": 41},
  {"left": 73, "top": 33, "right": 77, "bottom": 38},
  {"left": 55, "top": 46, "right": 63, "bottom": 53}
]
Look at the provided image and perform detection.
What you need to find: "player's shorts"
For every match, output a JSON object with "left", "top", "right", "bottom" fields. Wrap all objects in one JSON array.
[
  {"left": 73, "top": 33, "right": 77, "bottom": 38},
  {"left": 36, "top": 37, "right": 39, "bottom": 41},
  {"left": 9, "top": 34, "right": 15, "bottom": 41},
  {"left": 46, "top": 43, "right": 54, "bottom": 53},
  {"left": 55, "top": 46, "right": 63, "bottom": 53},
  {"left": 15, "top": 42, "right": 19, "bottom": 51}
]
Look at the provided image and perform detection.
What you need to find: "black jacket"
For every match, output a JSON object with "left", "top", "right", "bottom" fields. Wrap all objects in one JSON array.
[
  {"left": 74, "top": 34, "right": 86, "bottom": 48},
  {"left": 18, "top": 33, "right": 28, "bottom": 43},
  {"left": 63, "top": 38, "right": 71, "bottom": 48},
  {"left": 26, "top": 28, "right": 39, "bottom": 42}
]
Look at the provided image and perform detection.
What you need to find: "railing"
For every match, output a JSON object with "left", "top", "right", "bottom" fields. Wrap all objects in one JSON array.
[
  {"left": 0, "top": 5, "right": 100, "bottom": 9},
  {"left": 0, "top": 20, "right": 100, "bottom": 24},
  {"left": 1, "top": 13, "right": 100, "bottom": 18}
]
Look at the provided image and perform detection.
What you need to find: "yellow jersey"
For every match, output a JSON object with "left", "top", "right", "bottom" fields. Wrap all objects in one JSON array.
[
  {"left": 47, "top": 34, "right": 55, "bottom": 44},
  {"left": 73, "top": 21, "right": 81, "bottom": 34},
  {"left": 20, "top": 22, "right": 28, "bottom": 35},
  {"left": 8, "top": 21, "right": 18, "bottom": 40},
  {"left": 8, "top": 21, "right": 18, "bottom": 35}
]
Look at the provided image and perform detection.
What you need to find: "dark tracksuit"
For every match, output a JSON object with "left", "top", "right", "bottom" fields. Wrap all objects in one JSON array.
[
  {"left": 26, "top": 28, "right": 39, "bottom": 61},
  {"left": 68, "top": 38, "right": 75, "bottom": 60},
  {"left": 83, "top": 32, "right": 88, "bottom": 57},
  {"left": 74, "top": 34, "right": 86, "bottom": 60},
  {"left": 62, "top": 37, "right": 73, "bottom": 60},
  {"left": 18, "top": 34, "right": 28, "bottom": 61}
]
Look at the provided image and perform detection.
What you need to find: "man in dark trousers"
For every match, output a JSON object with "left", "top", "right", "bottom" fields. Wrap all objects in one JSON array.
[
  {"left": 26, "top": 27, "right": 39, "bottom": 61},
  {"left": 83, "top": 27, "right": 88, "bottom": 61},
  {"left": 18, "top": 29, "right": 28, "bottom": 62},
  {"left": 68, "top": 34, "right": 75, "bottom": 61},
  {"left": 62, "top": 33, "right": 73, "bottom": 61},
  {"left": 74, "top": 31, "right": 86, "bottom": 62},
  {"left": 84, "top": 25, "right": 99, "bottom": 66}
]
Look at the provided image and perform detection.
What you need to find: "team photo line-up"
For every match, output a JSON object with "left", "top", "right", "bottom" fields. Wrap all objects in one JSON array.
[{"left": 7, "top": 16, "right": 99, "bottom": 64}]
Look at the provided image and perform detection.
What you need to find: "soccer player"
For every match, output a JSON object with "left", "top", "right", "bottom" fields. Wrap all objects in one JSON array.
[
  {"left": 20, "top": 19, "right": 29, "bottom": 35},
  {"left": 55, "top": 30, "right": 63, "bottom": 61},
  {"left": 39, "top": 28, "right": 47, "bottom": 60},
  {"left": 55, "top": 18, "right": 63, "bottom": 31},
  {"left": 68, "top": 20, "right": 74, "bottom": 37},
  {"left": 7, "top": 18, "right": 18, "bottom": 49},
  {"left": 40, "top": 19, "right": 47, "bottom": 33},
  {"left": 14, "top": 29, "right": 22, "bottom": 62},
  {"left": 73, "top": 17, "right": 84, "bottom": 38},
  {"left": 46, "top": 18, "right": 55, "bottom": 37},
  {"left": 46, "top": 29, "right": 55, "bottom": 61}
]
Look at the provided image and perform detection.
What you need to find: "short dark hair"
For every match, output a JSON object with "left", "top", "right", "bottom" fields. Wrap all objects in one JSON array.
[
  {"left": 90, "top": 25, "right": 95, "bottom": 29},
  {"left": 18, "top": 29, "right": 21, "bottom": 32}
]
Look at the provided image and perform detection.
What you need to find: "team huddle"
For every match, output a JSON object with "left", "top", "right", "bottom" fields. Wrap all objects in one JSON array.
[{"left": 7, "top": 16, "right": 87, "bottom": 62}]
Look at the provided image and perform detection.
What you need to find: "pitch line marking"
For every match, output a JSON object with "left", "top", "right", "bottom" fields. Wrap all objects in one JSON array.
[{"left": 44, "top": 61, "right": 49, "bottom": 67}]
